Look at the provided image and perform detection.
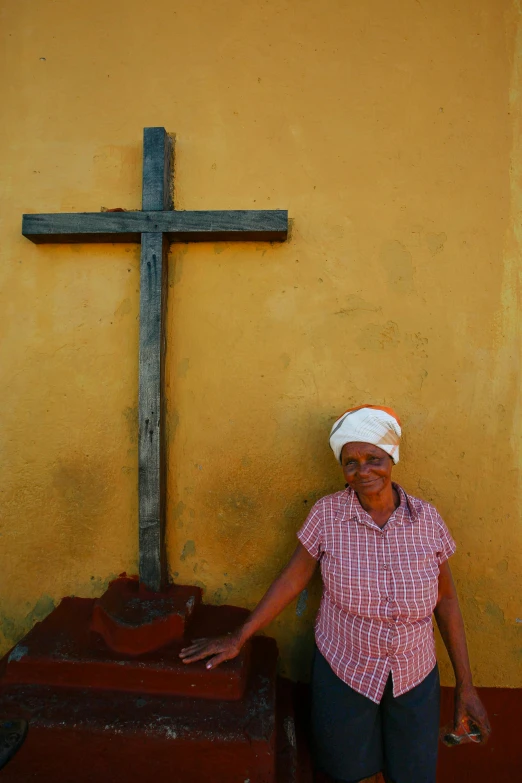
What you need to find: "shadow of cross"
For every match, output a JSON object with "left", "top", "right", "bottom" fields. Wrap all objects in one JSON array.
[{"left": 22, "top": 127, "right": 289, "bottom": 594}]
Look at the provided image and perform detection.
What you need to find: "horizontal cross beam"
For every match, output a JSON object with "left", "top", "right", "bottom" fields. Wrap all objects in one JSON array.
[{"left": 22, "top": 210, "right": 288, "bottom": 244}]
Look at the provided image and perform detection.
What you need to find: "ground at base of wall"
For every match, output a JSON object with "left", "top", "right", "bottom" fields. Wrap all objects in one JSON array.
[
  {"left": 298, "top": 684, "right": 521, "bottom": 783},
  {"left": 0, "top": 676, "right": 519, "bottom": 782},
  {"left": 314, "top": 774, "right": 384, "bottom": 783}
]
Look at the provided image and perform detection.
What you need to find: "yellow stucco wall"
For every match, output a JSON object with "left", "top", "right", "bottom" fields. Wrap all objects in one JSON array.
[{"left": 1, "top": 0, "right": 521, "bottom": 686}]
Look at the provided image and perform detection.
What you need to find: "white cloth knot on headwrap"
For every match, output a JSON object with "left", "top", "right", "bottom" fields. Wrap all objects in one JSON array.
[{"left": 329, "top": 405, "right": 402, "bottom": 464}]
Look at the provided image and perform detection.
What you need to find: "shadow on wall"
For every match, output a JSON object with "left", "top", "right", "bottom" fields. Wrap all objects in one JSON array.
[{"left": 0, "top": 574, "right": 119, "bottom": 656}]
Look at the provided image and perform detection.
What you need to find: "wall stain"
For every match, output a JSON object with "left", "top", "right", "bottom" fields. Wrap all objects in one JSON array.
[
  {"left": 180, "top": 540, "right": 196, "bottom": 561},
  {"left": 8, "top": 644, "right": 28, "bottom": 662},
  {"left": 177, "top": 358, "right": 190, "bottom": 378},
  {"left": 217, "top": 493, "right": 258, "bottom": 525},
  {"left": 213, "top": 243, "right": 229, "bottom": 255},
  {"left": 484, "top": 602, "right": 505, "bottom": 623},
  {"left": 213, "top": 582, "right": 234, "bottom": 605},
  {"left": 92, "top": 143, "right": 139, "bottom": 198},
  {"left": 123, "top": 406, "right": 138, "bottom": 446},
  {"left": 357, "top": 321, "right": 400, "bottom": 351},
  {"left": 168, "top": 246, "right": 188, "bottom": 287},
  {"left": 406, "top": 331, "right": 429, "bottom": 359},
  {"left": 0, "top": 595, "right": 56, "bottom": 649},
  {"left": 172, "top": 501, "right": 185, "bottom": 521},
  {"left": 296, "top": 588, "right": 308, "bottom": 617},
  {"left": 417, "top": 478, "right": 440, "bottom": 502},
  {"left": 52, "top": 459, "right": 109, "bottom": 561},
  {"left": 335, "top": 295, "right": 380, "bottom": 316},
  {"left": 379, "top": 240, "right": 414, "bottom": 293},
  {"left": 426, "top": 231, "right": 447, "bottom": 255},
  {"left": 496, "top": 558, "right": 509, "bottom": 574},
  {"left": 113, "top": 297, "right": 132, "bottom": 318},
  {"left": 166, "top": 409, "right": 180, "bottom": 441}
]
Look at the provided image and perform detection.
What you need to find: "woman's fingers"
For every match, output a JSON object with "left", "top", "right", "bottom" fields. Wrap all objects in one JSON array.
[
  {"left": 179, "top": 635, "right": 240, "bottom": 665},
  {"left": 205, "top": 651, "right": 232, "bottom": 670},
  {"left": 455, "top": 687, "right": 491, "bottom": 744},
  {"left": 180, "top": 650, "right": 212, "bottom": 663},
  {"left": 179, "top": 637, "right": 233, "bottom": 663},
  {"left": 179, "top": 643, "right": 218, "bottom": 663},
  {"left": 178, "top": 638, "right": 211, "bottom": 659},
  {"left": 471, "top": 707, "right": 491, "bottom": 742}
]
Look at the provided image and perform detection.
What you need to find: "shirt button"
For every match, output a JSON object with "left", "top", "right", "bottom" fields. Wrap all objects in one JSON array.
[{"left": 383, "top": 563, "right": 389, "bottom": 570}]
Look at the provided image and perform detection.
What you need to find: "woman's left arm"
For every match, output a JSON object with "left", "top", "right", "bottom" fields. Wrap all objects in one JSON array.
[{"left": 434, "top": 561, "right": 491, "bottom": 742}]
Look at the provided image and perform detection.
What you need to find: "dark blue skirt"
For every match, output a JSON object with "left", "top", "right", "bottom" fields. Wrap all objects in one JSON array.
[{"left": 311, "top": 648, "right": 440, "bottom": 783}]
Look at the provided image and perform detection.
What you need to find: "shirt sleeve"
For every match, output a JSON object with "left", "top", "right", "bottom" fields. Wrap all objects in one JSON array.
[
  {"left": 436, "top": 513, "right": 457, "bottom": 564},
  {"left": 297, "top": 500, "right": 325, "bottom": 561}
]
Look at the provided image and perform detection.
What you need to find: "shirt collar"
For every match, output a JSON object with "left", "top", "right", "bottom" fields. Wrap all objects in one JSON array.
[{"left": 342, "top": 482, "right": 418, "bottom": 530}]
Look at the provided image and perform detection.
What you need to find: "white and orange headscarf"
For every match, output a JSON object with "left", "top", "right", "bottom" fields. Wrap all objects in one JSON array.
[{"left": 329, "top": 405, "right": 402, "bottom": 464}]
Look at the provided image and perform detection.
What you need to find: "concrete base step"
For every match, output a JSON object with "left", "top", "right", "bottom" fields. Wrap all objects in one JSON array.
[
  {"left": 2, "top": 597, "right": 251, "bottom": 701},
  {"left": 0, "top": 636, "right": 278, "bottom": 783}
]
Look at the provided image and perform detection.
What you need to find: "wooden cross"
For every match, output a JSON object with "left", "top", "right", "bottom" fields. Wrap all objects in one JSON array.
[{"left": 23, "top": 127, "right": 288, "bottom": 593}]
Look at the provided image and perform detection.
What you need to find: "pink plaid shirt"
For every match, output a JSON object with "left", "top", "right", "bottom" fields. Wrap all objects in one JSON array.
[{"left": 297, "top": 483, "right": 456, "bottom": 703}]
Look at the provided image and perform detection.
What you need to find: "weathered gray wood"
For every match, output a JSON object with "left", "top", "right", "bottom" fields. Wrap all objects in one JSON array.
[
  {"left": 137, "top": 128, "right": 173, "bottom": 591},
  {"left": 142, "top": 128, "right": 173, "bottom": 211},
  {"left": 22, "top": 209, "right": 288, "bottom": 243},
  {"left": 138, "top": 232, "right": 168, "bottom": 592}
]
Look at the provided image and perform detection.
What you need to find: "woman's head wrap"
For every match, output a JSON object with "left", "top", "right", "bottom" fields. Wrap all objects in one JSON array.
[{"left": 329, "top": 405, "right": 402, "bottom": 464}]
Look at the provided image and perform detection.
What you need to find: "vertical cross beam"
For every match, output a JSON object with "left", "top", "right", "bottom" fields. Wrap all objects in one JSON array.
[{"left": 138, "top": 128, "right": 173, "bottom": 592}]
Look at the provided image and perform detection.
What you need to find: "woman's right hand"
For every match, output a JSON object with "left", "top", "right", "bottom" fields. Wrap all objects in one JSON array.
[
  {"left": 179, "top": 630, "right": 244, "bottom": 669},
  {"left": 178, "top": 543, "right": 316, "bottom": 670}
]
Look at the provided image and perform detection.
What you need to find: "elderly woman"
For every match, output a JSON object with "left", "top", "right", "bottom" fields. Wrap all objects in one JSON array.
[{"left": 180, "top": 405, "right": 490, "bottom": 783}]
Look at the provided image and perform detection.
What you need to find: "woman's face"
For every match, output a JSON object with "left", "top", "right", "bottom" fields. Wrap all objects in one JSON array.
[{"left": 341, "top": 442, "right": 393, "bottom": 496}]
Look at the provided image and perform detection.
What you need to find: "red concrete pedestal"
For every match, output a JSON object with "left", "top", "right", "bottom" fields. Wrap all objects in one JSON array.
[
  {"left": 0, "top": 579, "right": 311, "bottom": 782},
  {"left": 2, "top": 595, "right": 251, "bottom": 701},
  {"left": 0, "top": 637, "right": 279, "bottom": 783}
]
